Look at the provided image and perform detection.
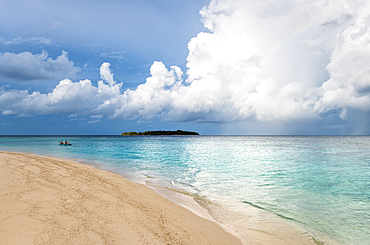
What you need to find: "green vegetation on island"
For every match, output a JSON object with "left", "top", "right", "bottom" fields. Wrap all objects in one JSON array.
[{"left": 121, "top": 130, "right": 199, "bottom": 136}]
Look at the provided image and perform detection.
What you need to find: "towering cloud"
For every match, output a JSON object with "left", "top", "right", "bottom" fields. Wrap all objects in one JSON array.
[
  {"left": 1, "top": 0, "right": 370, "bottom": 131},
  {"left": 317, "top": 2, "right": 370, "bottom": 116},
  {"left": 113, "top": 0, "right": 370, "bottom": 123}
]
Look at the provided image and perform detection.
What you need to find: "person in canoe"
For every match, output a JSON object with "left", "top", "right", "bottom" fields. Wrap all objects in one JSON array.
[{"left": 59, "top": 140, "right": 72, "bottom": 146}]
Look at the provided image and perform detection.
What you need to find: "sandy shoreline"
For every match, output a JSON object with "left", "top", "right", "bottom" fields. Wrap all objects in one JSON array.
[{"left": 0, "top": 151, "right": 241, "bottom": 244}]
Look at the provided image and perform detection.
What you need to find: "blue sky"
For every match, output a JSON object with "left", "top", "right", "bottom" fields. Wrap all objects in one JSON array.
[{"left": 1, "top": 0, "right": 370, "bottom": 135}]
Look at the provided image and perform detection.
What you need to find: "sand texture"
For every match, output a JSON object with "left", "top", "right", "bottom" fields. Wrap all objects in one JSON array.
[{"left": 0, "top": 151, "right": 241, "bottom": 245}]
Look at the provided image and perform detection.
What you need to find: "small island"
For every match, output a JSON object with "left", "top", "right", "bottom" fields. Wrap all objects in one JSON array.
[{"left": 121, "top": 130, "right": 199, "bottom": 136}]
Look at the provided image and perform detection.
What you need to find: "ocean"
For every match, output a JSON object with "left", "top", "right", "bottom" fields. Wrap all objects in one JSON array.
[{"left": 0, "top": 135, "right": 369, "bottom": 244}]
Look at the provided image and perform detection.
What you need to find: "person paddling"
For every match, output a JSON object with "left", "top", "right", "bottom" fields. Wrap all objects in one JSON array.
[{"left": 60, "top": 141, "right": 64, "bottom": 144}]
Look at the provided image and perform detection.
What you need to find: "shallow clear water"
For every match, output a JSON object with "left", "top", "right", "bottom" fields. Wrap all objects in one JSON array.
[{"left": 1, "top": 135, "right": 369, "bottom": 244}]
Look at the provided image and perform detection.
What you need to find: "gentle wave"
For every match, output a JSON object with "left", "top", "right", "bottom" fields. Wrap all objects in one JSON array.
[{"left": 1, "top": 135, "right": 369, "bottom": 244}]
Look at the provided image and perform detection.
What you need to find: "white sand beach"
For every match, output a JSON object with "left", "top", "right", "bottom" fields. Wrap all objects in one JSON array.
[{"left": 0, "top": 151, "right": 241, "bottom": 244}]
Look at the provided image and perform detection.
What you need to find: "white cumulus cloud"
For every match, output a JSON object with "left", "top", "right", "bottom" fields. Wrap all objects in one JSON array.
[
  {"left": 0, "top": 51, "right": 79, "bottom": 82},
  {"left": 2, "top": 0, "right": 370, "bottom": 129},
  {"left": 317, "top": 3, "right": 370, "bottom": 113},
  {"left": 113, "top": 0, "right": 370, "bottom": 123},
  {"left": 0, "top": 63, "right": 121, "bottom": 116}
]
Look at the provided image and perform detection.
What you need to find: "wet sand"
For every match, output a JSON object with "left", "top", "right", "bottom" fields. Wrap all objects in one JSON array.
[{"left": 0, "top": 151, "right": 241, "bottom": 244}]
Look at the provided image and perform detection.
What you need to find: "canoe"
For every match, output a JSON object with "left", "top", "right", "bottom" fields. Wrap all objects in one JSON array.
[{"left": 59, "top": 143, "right": 72, "bottom": 146}]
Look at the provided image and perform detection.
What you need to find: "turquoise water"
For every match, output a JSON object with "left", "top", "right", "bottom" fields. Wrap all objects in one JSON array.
[{"left": 1, "top": 136, "right": 369, "bottom": 244}]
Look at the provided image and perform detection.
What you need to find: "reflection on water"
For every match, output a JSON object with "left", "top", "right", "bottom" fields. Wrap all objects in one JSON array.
[{"left": 1, "top": 135, "right": 369, "bottom": 244}]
